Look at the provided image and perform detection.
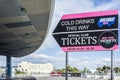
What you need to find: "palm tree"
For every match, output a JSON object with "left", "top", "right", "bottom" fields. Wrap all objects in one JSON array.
[
  {"left": 56, "top": 66, "right": 80, "bottom": 73},
  {"left": 73, "top": 67, "right": 79, "bottom": 73},
  {"left": 114, "top": 67, "right": 120, "bottom": 73},
  {"left": 96, "top": 67, "right": 102, "bottom": 73},
  {"left": 96, "top": 66, "right": 111, "bottom": 74},
  {"left": 67, "top": 65, "right": 72, "bottom": 73},
  {"left": 102, "top": 66, "right": 111, "bottom": 74}
]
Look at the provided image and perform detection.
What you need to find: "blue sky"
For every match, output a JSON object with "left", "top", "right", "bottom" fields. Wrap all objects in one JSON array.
[{"left": 0, "top": 0, "right": 120, "bottom": 70}]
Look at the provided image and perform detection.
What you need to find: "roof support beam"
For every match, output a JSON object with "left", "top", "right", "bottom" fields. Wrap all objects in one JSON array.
[{"left": 6, "top": 56, "right": 12, "bottom": 79}]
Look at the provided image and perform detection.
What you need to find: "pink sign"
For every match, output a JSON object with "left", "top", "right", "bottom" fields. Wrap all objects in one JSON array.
[{"left": 53, "top": 10, "right": 118, "bottom": 52}]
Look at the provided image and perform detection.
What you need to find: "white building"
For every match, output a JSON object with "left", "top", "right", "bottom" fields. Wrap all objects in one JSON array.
[
  {"left": 17, "top": 61, "right": 54, "bottom": 74},
  {"left": 0, "top": 67, "right": 6, "bottom": 76}
]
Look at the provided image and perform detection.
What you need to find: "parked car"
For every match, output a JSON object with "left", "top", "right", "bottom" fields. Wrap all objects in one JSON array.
[{"left": 50, "top": 72, "right": 62, "bottom": 76}]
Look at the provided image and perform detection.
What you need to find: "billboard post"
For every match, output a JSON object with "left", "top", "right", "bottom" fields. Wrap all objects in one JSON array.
[
  {"left": 65, "top": 52, "right": 68, "bottom": 80},
  {"left": 111, "top": 50, "right": 113, "bottom": 80}
]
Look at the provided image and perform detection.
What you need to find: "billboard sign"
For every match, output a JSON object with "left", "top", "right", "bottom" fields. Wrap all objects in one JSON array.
[{"left": 52, "top": 10, "right": 118, "bottom": 52}]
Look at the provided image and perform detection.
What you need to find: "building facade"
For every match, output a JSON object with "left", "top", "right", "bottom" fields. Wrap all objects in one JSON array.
[
  {"left": 0, "top": 67, "right": 6, "bottom": 76},
  {"left": 17, "top": 61, "right": 54, "bottom": 74}
]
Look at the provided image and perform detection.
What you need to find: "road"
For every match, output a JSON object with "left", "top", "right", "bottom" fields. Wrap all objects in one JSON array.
[
  {"left": 0, "top": 76, "right": 6, "bottom": 79},
  {"left": 0, "top": 76, "right": 109, "bottom": 80},
  {"left": 35, "top": 77, "right": 108, "bottom": 80}
]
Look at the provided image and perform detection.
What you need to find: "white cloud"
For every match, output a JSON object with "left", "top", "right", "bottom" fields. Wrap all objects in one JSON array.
[
  {"left": 12, "top": 53, "right": 65, "bottom": 68},
  {"left": 57, "top": 51, "right": 65, "bottom": 55},
  {"left": 90, "top": 57, "right": 120, "bottom": 68},
  {"left": 38, "top": 34, "right": 56, "bottom": 50},
  {"left": 83, "top": 61, "right": 89, "bottom": 64},
  {"left": 82, "top": 56, "right": 89, "bottom": 60},
  {"left": 12, "top": 54, "right": 53, "bottom": 66},
  {"left": 102, "top": 58, "right": 111, "bottom": 62},
  {"left": 28, "top": 54, "right": 54, "bottom": 60},
  {"left": 94, "top": 0, "right": 120, "bottom": 11},
  {"left": 54, "top": 0, "right": 94, "bottom": 15},
  {"left": 69, "top": 57, "right": 77, "bottom": 61}
]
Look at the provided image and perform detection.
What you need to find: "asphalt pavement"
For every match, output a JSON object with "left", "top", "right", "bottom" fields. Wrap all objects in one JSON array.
[
  {"left": 36, "top": 77, "right": 108, "bottom": 80},
  {"left": 0, "top": 76, "right": 109, "bottom": 80}
]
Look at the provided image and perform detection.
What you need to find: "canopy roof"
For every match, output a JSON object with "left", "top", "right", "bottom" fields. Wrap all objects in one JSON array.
[{"left": 0, "top": 0, "right": 55, "bottom": 57}]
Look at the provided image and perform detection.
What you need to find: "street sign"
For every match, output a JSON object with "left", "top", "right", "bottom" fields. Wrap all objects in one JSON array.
[{"left": 52, "top": 10, "right": 118, "bottom": 52}]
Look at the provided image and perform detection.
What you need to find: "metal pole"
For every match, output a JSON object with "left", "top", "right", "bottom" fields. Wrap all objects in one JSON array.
[
  {"left": 65, "top": 52, "right": 68, "bottom": 80},
  {"left": 6, "top": 56, "right": 12, "bottom": 79},
  {"left": 111, "top": 50, "right": 113, "bottom": 80}
]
